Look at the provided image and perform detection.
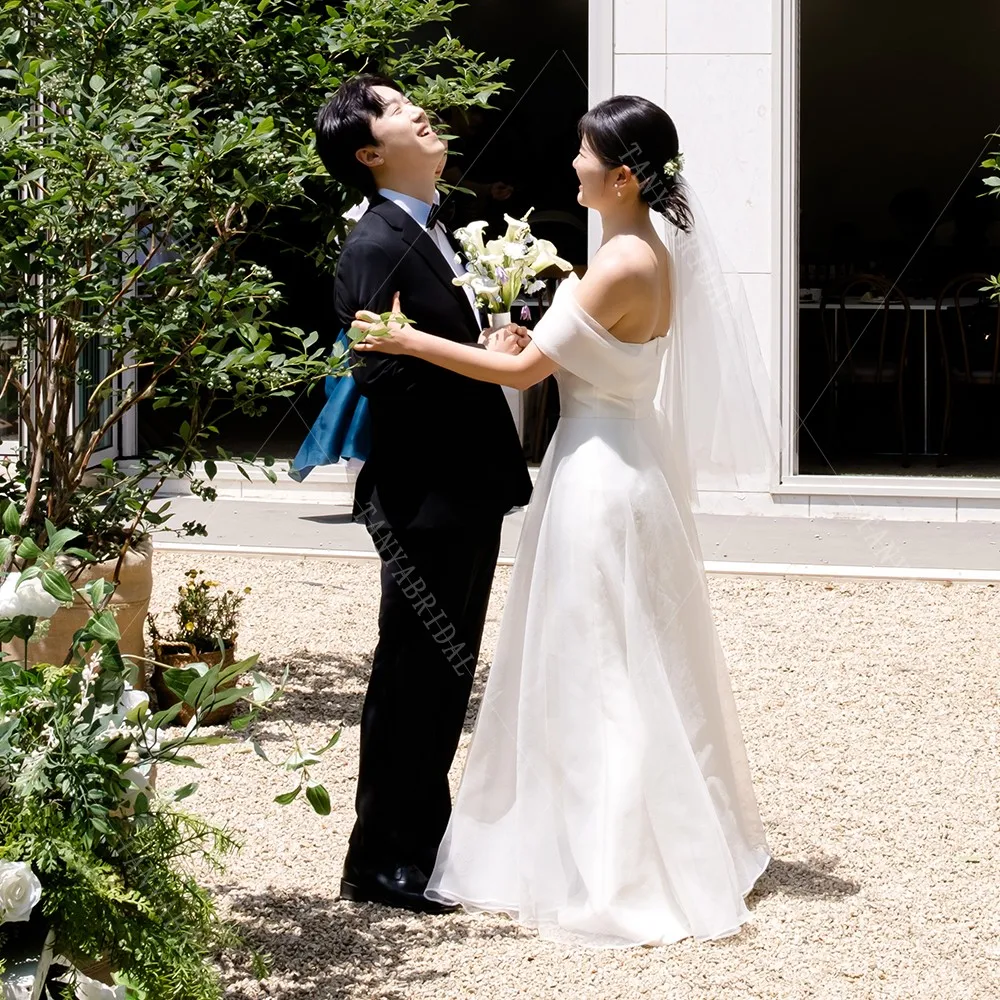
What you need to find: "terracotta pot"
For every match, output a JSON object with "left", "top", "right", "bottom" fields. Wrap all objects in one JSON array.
[
  {"left": 7, "top": 536, "right": 153, "bottom": 687},
  {"left": 150, "top": 639, "right": 240, "bottom": 727},
  {"left": 71, "top": 954, "right": 114, "bottom": 985}
]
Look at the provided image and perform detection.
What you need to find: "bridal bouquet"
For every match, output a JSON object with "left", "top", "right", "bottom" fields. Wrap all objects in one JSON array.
[{"left": 452, "top": 210, "right": 572, "bottom": 322}]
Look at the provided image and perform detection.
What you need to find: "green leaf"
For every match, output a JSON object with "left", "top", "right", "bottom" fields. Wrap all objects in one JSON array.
[
  {"left": 64, "top": 547, "right": 98, "bottom": 561},
  {"left": 312, "top": 729, "right": 342, "bottom": 755},
  {"left": 199, "top": 686, "right": 246, "bottom": 712},
  {"left": 182, "top": 735, "right": 237, "bottom": 746},
  {"left": 255, "top": 116, "right": 275, "bottom": 136},
  {"left": 162, "top": 755, "right": 204, "bottom": 768},
  {"left": 204, "top": 459, "right": 218, "bottom": 480},
  {"left": 16, "top": 537, "right": 42, "bottom": 560},
  {"left": 171, "top": 782, "right": 198, "bottom": 802},
  {"left": 150, "top": 701, "right": 184, "bottom": 728},
  {"left": 218, "top": 653, "right": 259, "bottom": 685},
  {"left": 46, "top": 527, "right": 81, "bottom": 553},
  {"left": 274, "top": 787, "right": 301, "bottom": 805},
  {"left": 184, "top": 664, "right": 222, "bottom": 707},
  {"left": 305, "top": 783, "right": 331, "bottom": 815},
  {"left": 2, "top": 503, "right": 21, "bottom": 535},
  {"left": 89, "top": 74, "right": 105, "bottom": 93},
  {"left": 88, "top": 610, "right": 120, "bottom": 643},
  {"left": 229, "top": 710, "right": 257, "bottom": 731},
  {"left": 40, "top": 569, "right": 74, "bottom": 604}
]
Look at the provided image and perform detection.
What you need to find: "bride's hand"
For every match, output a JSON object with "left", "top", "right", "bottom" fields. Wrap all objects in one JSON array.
[{"left": 352, "top": 291, "right": 416, "bottom": 355}]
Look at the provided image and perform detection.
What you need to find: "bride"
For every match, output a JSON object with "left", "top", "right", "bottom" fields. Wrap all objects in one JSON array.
[{"left": 352, "top": 95, "right": 773, "bottom": 948}]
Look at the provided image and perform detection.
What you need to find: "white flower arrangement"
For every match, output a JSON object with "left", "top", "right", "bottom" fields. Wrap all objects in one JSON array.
[
  {"left": 117, "top": 681, "right": 149, "bottom": 723},
  {"left": 0, "top": 860, "right": 42, "bottom": 924},
  {"left": 663, "top": 152, "right": 685, "bottom": 179},
  {"left": 452, "top": 209, "right": 573, "bottom": 315},
  {"left": 0, "top": 572, "right": 63, "bottom": 620}
]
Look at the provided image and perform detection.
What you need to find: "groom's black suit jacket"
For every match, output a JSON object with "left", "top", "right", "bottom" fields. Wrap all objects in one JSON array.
[{"left": 334, "top": 195, "right": 532, "bottom": 530}]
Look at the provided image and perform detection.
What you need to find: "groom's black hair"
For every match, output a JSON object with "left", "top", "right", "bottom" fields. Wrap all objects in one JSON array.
[
  {"left": 579, "top": 95, "right": 693, "bottom": 233},
  {"left": 315, "top": 74, "right": 403, "bottom": 197}
]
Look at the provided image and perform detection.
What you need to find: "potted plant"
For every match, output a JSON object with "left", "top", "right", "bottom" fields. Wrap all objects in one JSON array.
[
  {"left": 0, "top": 0, "right": 511, "bottom": 670},
  {"left": 0, "top": 517, "right": 338, "bottom": 1000},
  {"left": 147, "top": 571, "right": 250, "bottom": 727}
]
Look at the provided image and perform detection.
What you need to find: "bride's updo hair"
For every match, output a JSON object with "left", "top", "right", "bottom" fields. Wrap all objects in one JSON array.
[{"left": 578, "top": 96, "right": 693, "bottom": 233}]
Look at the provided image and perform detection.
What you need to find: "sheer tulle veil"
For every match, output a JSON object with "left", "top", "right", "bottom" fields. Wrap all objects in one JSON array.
[{"left": 658, "top": 178, "right": 778, "bottom": 507}]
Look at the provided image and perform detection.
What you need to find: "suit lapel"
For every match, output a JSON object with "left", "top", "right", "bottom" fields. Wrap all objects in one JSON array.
[{"left": 370, "top": 196, "right": 481, "bottom": 335}]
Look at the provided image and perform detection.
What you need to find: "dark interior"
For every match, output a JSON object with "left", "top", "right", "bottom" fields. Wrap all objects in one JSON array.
[{"left": 797, "top": 0, "right": 1000, "bottom": 477}]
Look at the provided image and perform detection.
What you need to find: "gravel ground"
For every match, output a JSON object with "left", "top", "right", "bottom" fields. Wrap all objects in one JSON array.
[{"left": 150, "top": 552, "right": 1000, "bottom": 1000}]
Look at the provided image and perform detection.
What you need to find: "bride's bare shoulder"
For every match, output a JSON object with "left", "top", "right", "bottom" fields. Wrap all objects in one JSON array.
[
  {"left": 577, "top": 236, "right": 653, "bottom": 310},
  {"left": 589, "top": 234, "right": 658, "bottom": 280}
]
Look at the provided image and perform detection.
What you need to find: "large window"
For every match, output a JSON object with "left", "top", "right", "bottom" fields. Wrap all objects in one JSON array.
[{"left": 796, "top": 0, "right": 1000, "bottom": 479}]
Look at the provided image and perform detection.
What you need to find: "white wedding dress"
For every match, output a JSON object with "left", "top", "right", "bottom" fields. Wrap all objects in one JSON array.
[{"left": 425, "top": 272, "right": 771, "bottom": 947}]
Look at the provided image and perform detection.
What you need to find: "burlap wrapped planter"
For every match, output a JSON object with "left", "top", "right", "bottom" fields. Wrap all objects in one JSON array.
[{"left": 6, "top": 536, "right": 153, "bottom": 686}]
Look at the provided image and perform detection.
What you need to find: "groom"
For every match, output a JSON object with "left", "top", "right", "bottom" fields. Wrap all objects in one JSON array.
[{"left": 315, "top": 76, "right": 533, "bottom": 914}]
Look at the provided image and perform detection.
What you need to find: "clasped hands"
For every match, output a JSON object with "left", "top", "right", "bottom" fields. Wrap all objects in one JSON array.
[{"left": 352, "top": 291, "right": 531, "bottom": 356}]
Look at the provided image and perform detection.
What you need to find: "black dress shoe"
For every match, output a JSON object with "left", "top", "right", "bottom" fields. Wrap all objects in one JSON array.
[{"left": 340, "top": 863, "right": 458, "bottom": 915}]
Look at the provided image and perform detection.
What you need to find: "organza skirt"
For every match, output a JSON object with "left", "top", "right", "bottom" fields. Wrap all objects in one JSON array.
[{"left": 425, "top": 413, "right": 770, "bottom": 947}]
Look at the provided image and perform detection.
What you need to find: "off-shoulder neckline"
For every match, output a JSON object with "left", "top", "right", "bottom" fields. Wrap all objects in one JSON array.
[{"left": 560, "top": 274, "right": 667, "bottom": 351}]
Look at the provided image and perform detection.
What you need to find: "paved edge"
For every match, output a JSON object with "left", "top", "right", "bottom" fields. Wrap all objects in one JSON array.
[{"left": 155, "top": 542, "right": 1000, "bottom": 584}]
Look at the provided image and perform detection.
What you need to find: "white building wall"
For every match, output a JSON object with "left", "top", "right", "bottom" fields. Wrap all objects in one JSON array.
[
  {"left": 600, "top": 0, "right": 1000, "bottom": 523},
  {"left": 607, "top": 0, "right": 785, "bottom": 515}
]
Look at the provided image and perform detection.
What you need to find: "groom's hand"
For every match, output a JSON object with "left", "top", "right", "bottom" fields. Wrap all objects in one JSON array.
[{"left": 483, "top": 323, "right": 531, "bottom": 355}]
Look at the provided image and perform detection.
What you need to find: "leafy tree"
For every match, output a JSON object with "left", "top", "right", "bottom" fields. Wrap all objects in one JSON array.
[{"left": 0, "top": 0, "right": 509, "bottom": 560}]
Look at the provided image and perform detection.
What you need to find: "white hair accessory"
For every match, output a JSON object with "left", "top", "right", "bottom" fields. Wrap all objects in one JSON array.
[{"left": 663, "top": 152, "right": 685, "bottom": 178}]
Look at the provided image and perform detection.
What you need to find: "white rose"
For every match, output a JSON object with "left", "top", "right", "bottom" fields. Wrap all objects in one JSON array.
[
  {"left": 119, "top": 767, "right": 153, "bottom": 810},
  {"left": 118, "top": 686, "right": 149, "bottom": 723},
  {"left": 0, "top": 573, "right": 62, "bottom": 620},
  {"left": 0, "top": 861, "right": 42, "bottom": 924},
  {"left": 73, "top": 972, "right": 126, "bottom": 1000}
]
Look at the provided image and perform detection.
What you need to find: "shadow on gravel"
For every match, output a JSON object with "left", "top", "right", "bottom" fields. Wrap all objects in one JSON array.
[
  {"left": 252, "top": 650, "right": 491, "bottom": 736},
  {"left": 220, "top": 887, "right": 524, "bottom": 1000},
  {"left": 748, "top": 853, "right": 861, "bottom": 906},
  {"left": 254, "top": 651, "right": 373, "bottom": 730}
]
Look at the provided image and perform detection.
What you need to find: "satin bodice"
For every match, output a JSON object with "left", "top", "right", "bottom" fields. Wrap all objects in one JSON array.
[{"left": 531, "top": 275, "right": 666, "bottom": 422}]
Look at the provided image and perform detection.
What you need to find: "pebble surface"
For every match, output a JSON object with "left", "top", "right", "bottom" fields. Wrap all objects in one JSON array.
[{"left": 150, "top": 553, "right": 1000, "bottom": 1000}]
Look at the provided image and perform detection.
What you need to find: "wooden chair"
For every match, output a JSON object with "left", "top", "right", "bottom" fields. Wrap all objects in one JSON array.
[
  {"left": 822, "top": 274, "right": 912, "bottom": 465},
  {"left": 935, "top": 273, "right": 1000, "bottom": 466}
]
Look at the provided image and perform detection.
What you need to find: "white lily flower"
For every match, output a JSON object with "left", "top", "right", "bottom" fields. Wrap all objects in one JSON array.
[
  {"left": 503, "top": 209, "right": 533, "bottom": 241},
  {"left": 470, "top": 278, "right": 501, "bottom": 297},
  {"left": 454, "top": 220, "right": 488, "bottom": 255},
  {"left": 529, "top": 239, "right": 573, "bottom": 275}
]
